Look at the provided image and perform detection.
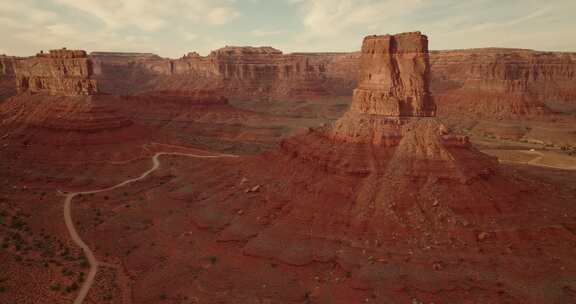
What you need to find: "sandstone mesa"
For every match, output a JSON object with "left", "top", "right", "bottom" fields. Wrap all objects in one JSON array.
[{"left": 14, "top": 49, "right": 98, "bottom": 96}]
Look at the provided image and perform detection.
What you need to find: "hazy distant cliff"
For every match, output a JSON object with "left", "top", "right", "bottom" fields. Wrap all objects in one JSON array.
[
  {"left": 91, "top": 47, "right": 360, "bottom": 99},
  {"left": 430, "top": 48, "right": 576, "bottom": 117},
  {"left": 90, "top": 46, "right": 576, "bottom": 118}
]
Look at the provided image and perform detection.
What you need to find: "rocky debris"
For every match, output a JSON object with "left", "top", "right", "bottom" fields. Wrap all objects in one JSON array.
[
  {"left": 14, "top": 48, "right": 98, "bottom": 96},
  {"left": 432, "top": 261, "right": 444, "bottom": 271},
  {"left": 477, "top": 232, "right": 490, "bottom": 241},
  {"left": 245, "top": 185, "right": 261, "bottom": 193}
]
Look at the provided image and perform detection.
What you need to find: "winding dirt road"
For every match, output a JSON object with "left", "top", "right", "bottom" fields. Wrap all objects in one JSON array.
[
  {"left": 489, "top": 149, "right": 576, "bottom": 171},
  {"left": 60, "top": 151, "right": 237, "bottom": 304}
]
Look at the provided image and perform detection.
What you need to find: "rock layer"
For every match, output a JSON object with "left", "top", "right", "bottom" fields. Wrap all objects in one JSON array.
[
  {"left": 91, "top": 48, "right": 360, "bottom": 99},
  {"left": 0, "top": 94, "right": 152, "bottom": 163},
  {"left": 0, "top": 55, "right": 18, "bottom": 101},
  {"left": 429, "top": 48, "right": 576, "bottom": 117},
  {"left": 14, "top": 49, "right": 98, "bottom": 96},
  {"left": 325, "top": 33, "right": 446, "bottom": 150},
  {"left": 91, "top": 46, "right": 576, "bottom": 118},
  {"left": 351, "top": 33, "right": 435, "bottom": 117}
]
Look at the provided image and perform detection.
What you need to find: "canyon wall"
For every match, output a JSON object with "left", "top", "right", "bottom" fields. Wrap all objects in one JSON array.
[
  {"left": 91, "top": 46, "right": 576, "bottom": 118},
  {"left": 90, "top": 52, "right": 162, "bottom": 95},
  {"left": 0, "top": 55, "right": 18, "bottom": 101},
  {"left": 430, "top": 49, "right": 576, "bottom": 118},
  {"left": 91, "top": 48, "right": 360, "bottom": 99},
  {"left": 14, "top": 49, "right": 98, "bottom": 96}
]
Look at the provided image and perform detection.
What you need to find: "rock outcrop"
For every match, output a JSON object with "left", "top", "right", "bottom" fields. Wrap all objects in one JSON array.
[
  {"left": 0, "top": 55, "right": 16, "bottom": 76},
  {"left": 0, "top": 55, "right": 18, "bottom": 101},
  {"left": 267, "top": 32, "right": 499, "bottom": 248},
  {"left": 14, "top": 49, "right": 98, "bottom": 96},
  {"left": 1, "top": 49, "right": 158, "bottom": 163},
  {"left": 283, "top": 32, "right": 493, "bottom": 180},
  {"left": 348, "top": 33, "right": 436, "bottom": 117}
]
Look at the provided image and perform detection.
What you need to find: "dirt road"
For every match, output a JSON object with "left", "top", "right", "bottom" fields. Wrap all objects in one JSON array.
[{"left": 61, "top": 151, "right": 237, "bottom": 304}]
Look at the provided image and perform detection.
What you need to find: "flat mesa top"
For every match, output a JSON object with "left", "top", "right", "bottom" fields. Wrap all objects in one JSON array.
[
  {"left": 362, "top": 32, "right": 429, "bottom": 54},
  {"left": 36, "top": 49, "right": 89, "bottom": 59}
]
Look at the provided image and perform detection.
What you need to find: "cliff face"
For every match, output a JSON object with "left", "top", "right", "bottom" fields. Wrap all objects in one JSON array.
[
  {"left": 0, "top": 56, "right": 16, "bottom": 76},
  {"left": 15, "top": 49, "right": 98, "bottom": 96},
  {"left": 351, "top": 33, "right": 435, "bottom": 117},
  {"left": 0, "top": 56, "right": 17, "bottom": 101},
  {"left": 430, "top": 49, "right": 576, "bottom": 117},
  {"left": 92, "top": 47, "right": 576, "bottom": 118},
  {"left": 91, "top": 48, "right": 360, "bottom": 99},
  {"left": 326, "top": 32, "right": 438, "bottom": 148},
  {"left": 90, "top": 52, "right": 162, "bottom": 95}
]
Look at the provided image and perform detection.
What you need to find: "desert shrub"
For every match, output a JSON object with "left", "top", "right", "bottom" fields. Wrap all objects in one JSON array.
[{"left": 65, "top": 282, "right": 79, "bottom": 293}]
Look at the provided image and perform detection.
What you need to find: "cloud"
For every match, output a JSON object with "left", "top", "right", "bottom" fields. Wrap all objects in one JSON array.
[
  {"left": 184, "top": 33, "right": 199, "bottom": 41},
  {"left": 251, "top": 29, "right": 285, "bottom": 37},
  {"left": 0, "top": 2, "right": 58, "bottom": 28},
  {"left": 54, "top": 0, "right": 240, "bottom": 31},
  {"left": 205, "top": 6, "right": 240, "bottom": 26},
  {"left": 1, "top": 0, "right": 576, "bottom": 57},
  {"left": 290, "top": 0, "right": 426, "bottom": 37}
]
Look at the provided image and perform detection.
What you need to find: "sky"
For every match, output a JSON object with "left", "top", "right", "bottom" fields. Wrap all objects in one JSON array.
[{"left": 0, "top": 0, "right": 575, "bottom": 58}]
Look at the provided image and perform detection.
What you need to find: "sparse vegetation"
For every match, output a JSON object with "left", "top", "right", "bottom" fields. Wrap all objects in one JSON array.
[
  {"left": 65, "top": 282, "right": 79, "bottom": 293},
  {"left": 50, "top": 283, "right": 61, "bottom": 292}
]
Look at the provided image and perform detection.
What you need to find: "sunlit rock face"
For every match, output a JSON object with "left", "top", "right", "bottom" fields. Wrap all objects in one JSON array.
[
  {"left": 351, "top": 32, "right": 436, "bottom": 117},
  {"left": 327, "top": 32, "right": 438, "bottom": 146},
  {"left": 14, "top": 49, "right": 98, "bottom": 96},
  {"left": 282, "top": 31, "right": 495, "bottom": 185}
]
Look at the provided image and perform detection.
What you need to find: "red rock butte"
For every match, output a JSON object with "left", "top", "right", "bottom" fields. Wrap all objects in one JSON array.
[
  {"left": 351, "top": 32, "right": 436, "bottom": 117},
  {"left": 232, "top": 33, "right": 564, "bottom": 273},
  {"left": 2, "top": 48, "right": 165, "bottom": 163},
  {"left": 14, "top": 48, "right": 98, "bottom": 96},
  {"left": 283, "top": 32, "right": 495, "bottom": 183}
]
